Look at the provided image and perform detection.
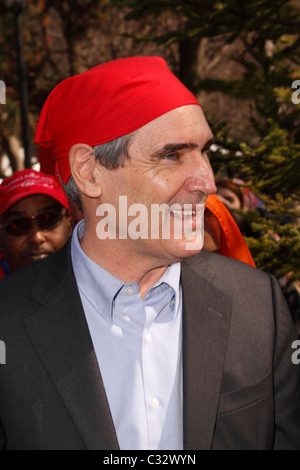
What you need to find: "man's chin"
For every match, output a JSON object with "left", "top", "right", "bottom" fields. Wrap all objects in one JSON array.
[{"left": 168, "top": 237, "right": 204, "bottom": 261}]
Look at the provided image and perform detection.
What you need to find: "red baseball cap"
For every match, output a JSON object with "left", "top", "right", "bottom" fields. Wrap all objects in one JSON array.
[
  {"left": 0, "top": 169, "right": 70, "bottom": 215},
  {"left": 34, "top": 56, "right": 200, "bottom": 184}
]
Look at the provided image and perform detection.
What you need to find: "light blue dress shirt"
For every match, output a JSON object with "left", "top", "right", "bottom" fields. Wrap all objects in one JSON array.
[{"left": 71, "top": 220, "right": 183, "bottom": 450}]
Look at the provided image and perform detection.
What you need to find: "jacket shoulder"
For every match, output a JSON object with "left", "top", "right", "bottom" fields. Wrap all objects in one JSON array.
[
  {"left": 183, "top": 249, "right": 268, "bottom": 287},
  {"left": 0, "top": 240, "right": 72, "bottom": 319}
]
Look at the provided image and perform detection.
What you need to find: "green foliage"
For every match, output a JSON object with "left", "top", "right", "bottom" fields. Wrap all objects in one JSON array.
[
  {"left": 1, "top": 0, "right": 299, "bottom": 287},
  {"left": 114, "top": 0, "right": 300, "bottom": 285}
]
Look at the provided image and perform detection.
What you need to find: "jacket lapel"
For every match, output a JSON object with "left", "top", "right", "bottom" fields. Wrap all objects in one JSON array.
[
  {"left": 21, "top": 240, "right": 232, "bottom": 450},
  {"left": 181, "top": 253, "right": 232, "bottom": 450},
  {"left": 22, "top": 241, "right": 119, "bottom": 450}
]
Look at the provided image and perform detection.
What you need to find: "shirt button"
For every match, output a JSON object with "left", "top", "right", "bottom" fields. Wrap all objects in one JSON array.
[
  {"left": 145, "top": 333, "right": 152, "bottom": 343},
  {"left": 126, "top": 286, "right": 135, "bottom": 295},
  {"left": 151, "top": 398, "right": 159, "bottom": 408}
]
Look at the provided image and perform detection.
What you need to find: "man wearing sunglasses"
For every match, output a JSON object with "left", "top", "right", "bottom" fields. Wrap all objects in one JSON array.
[{"left": 0, "top": 169, "right": 73, "bottom": 275}]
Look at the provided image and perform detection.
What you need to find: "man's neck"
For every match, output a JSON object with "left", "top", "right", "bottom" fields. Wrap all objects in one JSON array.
[{"left": 80, "top": 231, "right": 169, "bottom": 300}]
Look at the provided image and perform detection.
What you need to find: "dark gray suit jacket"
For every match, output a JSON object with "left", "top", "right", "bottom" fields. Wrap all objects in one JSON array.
[{"left": 0, "top": 240, "right": 299, "bottom": 450}]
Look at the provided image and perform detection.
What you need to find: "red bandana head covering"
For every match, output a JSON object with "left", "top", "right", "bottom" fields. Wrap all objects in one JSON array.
[{"left": 34, "top": 56, "right": 200, "bottom": 184}]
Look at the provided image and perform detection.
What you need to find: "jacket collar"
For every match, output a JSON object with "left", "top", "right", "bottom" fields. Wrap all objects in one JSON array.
[
  {"left": 24, "top": 240, "right": 119, "bottom": 450},
  {"left": 181, "top": 253, "right": 232, "bottom": 449},
  {"left": 25, "top": 242, "right": 232, "bottom": 450}
]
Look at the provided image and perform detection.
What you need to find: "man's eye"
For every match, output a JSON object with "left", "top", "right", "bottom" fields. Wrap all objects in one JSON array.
[
  {"left": 163, "top": 153, "right": 178, "bottom": 161},
  {"left": 10, "top": 219, "right": 24, "bottom": 228}
]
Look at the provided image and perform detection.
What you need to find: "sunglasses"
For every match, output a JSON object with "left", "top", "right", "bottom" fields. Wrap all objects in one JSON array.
[{"left": 1, "top": 207, "right": 67, "bottom": 237}]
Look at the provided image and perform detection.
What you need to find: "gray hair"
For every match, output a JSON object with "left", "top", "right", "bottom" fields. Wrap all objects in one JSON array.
[{"left": 62, "top": 132, "right": 136, "bottom": 211}]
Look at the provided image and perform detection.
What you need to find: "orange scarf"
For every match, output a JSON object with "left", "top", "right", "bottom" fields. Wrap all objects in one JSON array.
[{"left": 206, "top": 194, "right": 256, "bottom": 268}]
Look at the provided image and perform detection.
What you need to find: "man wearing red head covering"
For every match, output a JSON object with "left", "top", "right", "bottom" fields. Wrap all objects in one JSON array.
[
  {"left": 0, "top": 57, "right": 299, "bottom": 450},
  {"left": 0, "top": 169, "right": 73, "bottom": 275}
]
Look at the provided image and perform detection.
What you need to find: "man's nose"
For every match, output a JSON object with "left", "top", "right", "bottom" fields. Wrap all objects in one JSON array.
[
  {"left": 184, "top": 156, "right": 217, "bottom": 195},
  {"left": 27, "top": 226, "right": 47, "bottom": 244}
]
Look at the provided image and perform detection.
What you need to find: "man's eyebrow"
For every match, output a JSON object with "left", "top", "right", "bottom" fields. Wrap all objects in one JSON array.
[
  {"left": 202, "top": 137, "right": 215, "bottom": 152},
  {"left": 151, "top": 138, "right": 215, "bottom": 159},
  {"left": 3, "top": 209, "right": 29, "bottom": 219},
  {"left": 36, "top": 203, "right": 61, "bottom": 214},
  {"left": 151, "top": 142, "right": 198, "bottom": 159}
]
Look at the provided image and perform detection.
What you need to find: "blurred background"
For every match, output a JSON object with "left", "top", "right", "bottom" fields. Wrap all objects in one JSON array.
[{"left": 0, "top": 0, "right": 299, "bottom": 317}]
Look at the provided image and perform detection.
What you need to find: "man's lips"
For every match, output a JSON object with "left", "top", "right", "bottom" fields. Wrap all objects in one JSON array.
[
  {"left": 169, "top": 203, "right": 205, "bottom": 218},
  {"left": 21, "top": 251, "right": 53, "bottom": 262},
  {"left": 167, "top": 204, "right": 205, "bottom": 238},
  {"left": 170, "top": 208, "right": 201, "bottom": 217}
]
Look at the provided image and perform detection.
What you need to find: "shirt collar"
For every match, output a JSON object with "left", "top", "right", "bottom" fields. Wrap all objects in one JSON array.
[
  {"left": 145, "top": 259, "right": 181, "bottom": 316},
  {"left": 71, "top": 219, "right": 181, "bottom": 320}
]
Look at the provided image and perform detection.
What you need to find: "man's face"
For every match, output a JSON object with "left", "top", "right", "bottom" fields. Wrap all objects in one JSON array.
[
  {"left": 97, "top": 104, "right": 216, "bottom": 265},
  {"left": 0, "top": 194, "right": 73, "bottom": 272}
]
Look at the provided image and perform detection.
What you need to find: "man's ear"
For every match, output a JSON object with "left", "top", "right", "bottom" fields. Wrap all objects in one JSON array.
[{"left": 69, "top": 143, "right": 102, "bottom": 198}]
